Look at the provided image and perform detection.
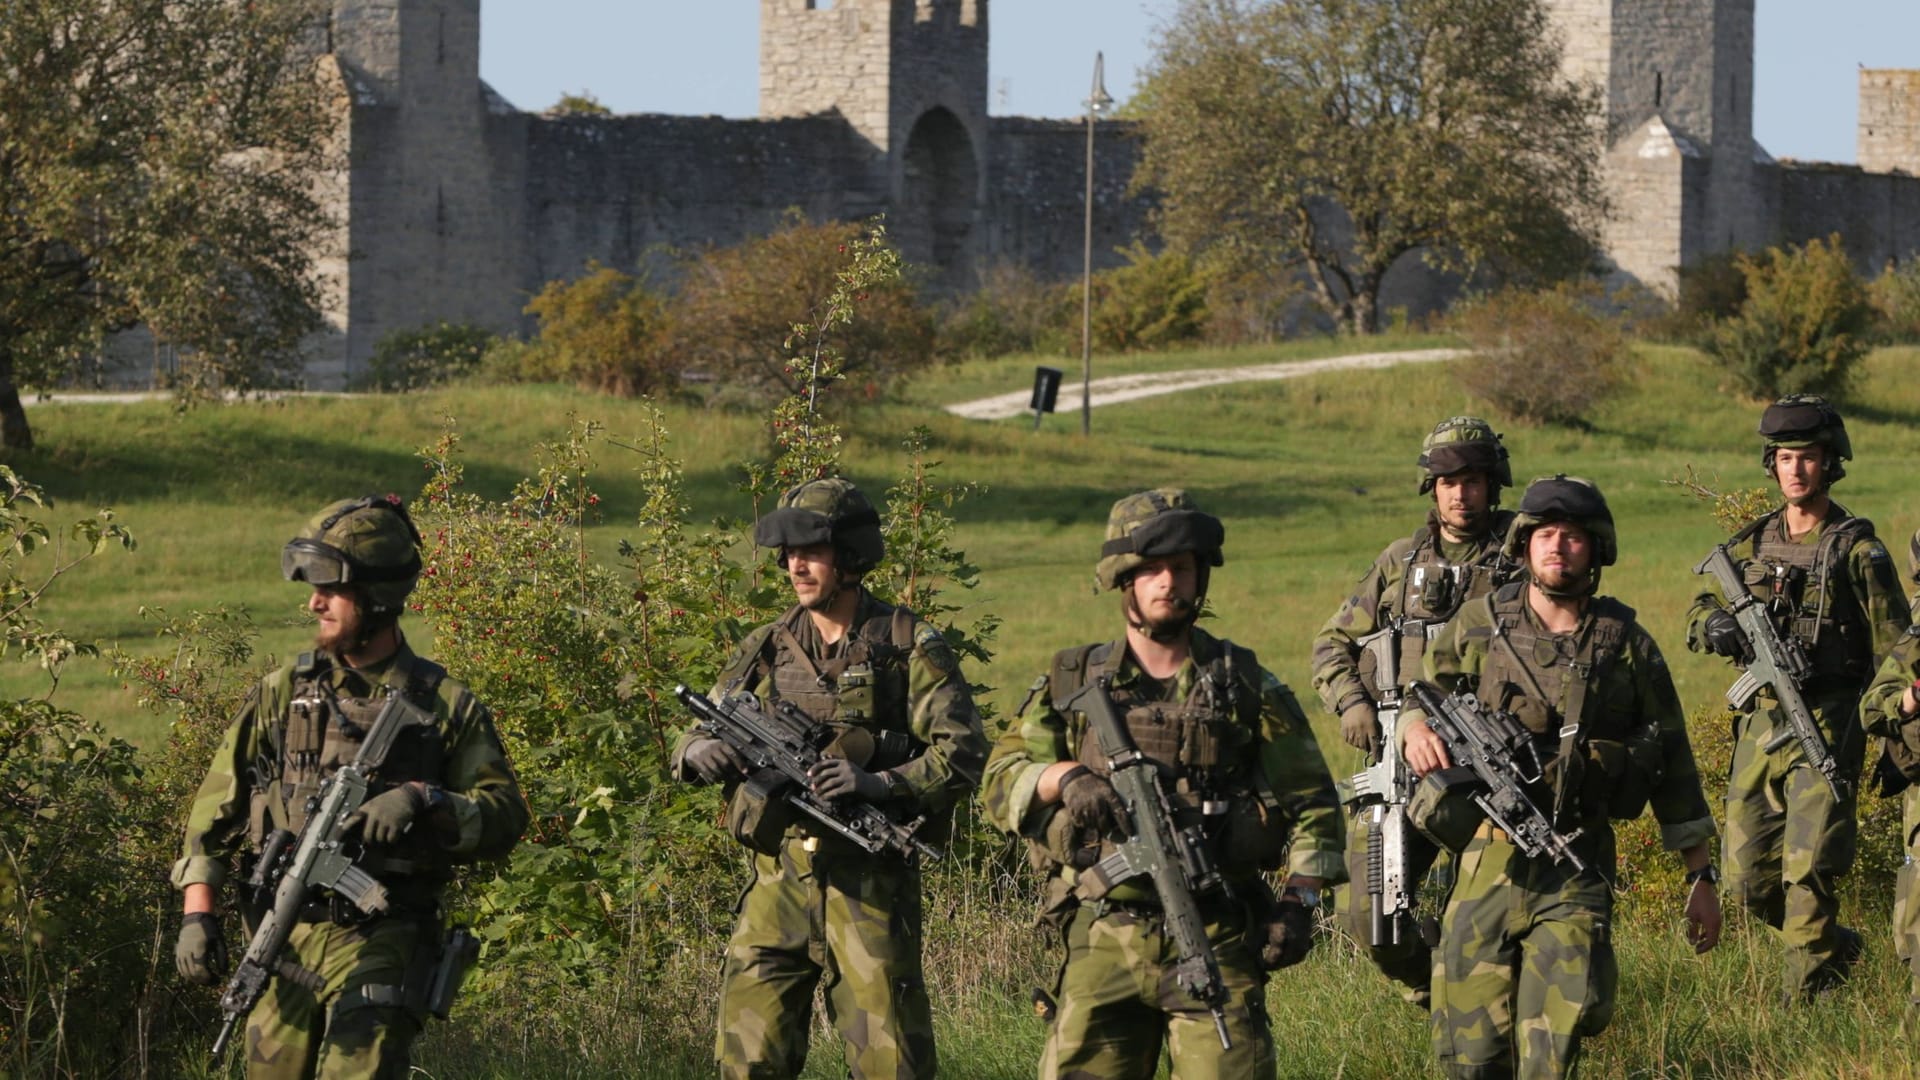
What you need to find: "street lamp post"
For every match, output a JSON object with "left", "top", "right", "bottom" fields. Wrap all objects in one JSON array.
[{"left": 1081, "top": 52, "right": 1113, "bottom": 437}]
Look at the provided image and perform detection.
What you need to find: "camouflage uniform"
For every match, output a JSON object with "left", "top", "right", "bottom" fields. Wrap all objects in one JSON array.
[
  {"left": 672, "top": 589, "right": 986, "bottom": 1080},
  {"left": 1311, "top": 508, "right": 1519, "bottom": 1000},
  {"left": 173, "top": 643, "right": 526, "bottom": 1079},
  {"left": 1405, "top": 478, "right": 1715, "bottom": 1079},
  {"left": 1687, "top": 512, "right": 1907, "bottom": 998},
  {"left": 1857, "top": 530, "right": 1920, "bottom": 1007}
]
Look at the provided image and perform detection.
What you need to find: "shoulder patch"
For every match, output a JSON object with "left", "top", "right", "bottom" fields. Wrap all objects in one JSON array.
[{"left": 914, "top": 624, "right": 960, "bottom": 675}]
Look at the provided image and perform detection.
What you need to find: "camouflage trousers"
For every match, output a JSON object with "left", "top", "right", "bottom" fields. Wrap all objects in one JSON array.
[
  {"left": 1430, "top": 822, "right": 1615, "bottom": 1080},
  {"left": 1893, "top": 785, "right": 1920, "bottom": 1006},
  {"left": 715, "top": 841, "right": 934, "bottom": 1080},
  {"left": 1039, "top": 900, "right": 1273, "bottom": 1080},
  {"left": 1341, "top": 804, "right": 1447, "bottom": 1006},
  {"left": 1722, "top": 699, "right": 1863, "bottom": 998},
  {"left": 243, "top": 917, "right": 429, "bottom": 1080}
]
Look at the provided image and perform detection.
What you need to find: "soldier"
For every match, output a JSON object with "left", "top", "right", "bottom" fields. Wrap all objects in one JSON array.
[
  {"left": 671, "top": 478, "right": 986, "bottom": 1080},
  {"left": 172, "top": 495, "right": 527, "bottom": 1079},
  {"left": 981, "top": 488, "right": 1344, "bottom": 1079},
  {"left": 1861, "top": 534, "right": 1920, "bottom": 1011},
  {"left": 1402, "top": 476, "right": 1721, "bottom": 1079},
  {"left": 1685, "top": 395, "right": 1909, "bottom": 1001},
  {"left": 1311, "top": 416, "right": 1521, "bottom": 1006}
]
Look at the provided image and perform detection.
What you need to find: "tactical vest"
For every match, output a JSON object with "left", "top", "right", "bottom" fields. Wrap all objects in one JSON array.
[
  {"left": 1474, "top": 583, "right": 1660, "bottom": 823},
  {"left": 1742, "top": 507, "right": 1877, "bottom": 690},
  {"left": 1046, "top": 638, "right": 1291, "bottom": 893},
  {"left": 1360, "top": 514, "right": 1520, "bottom": 700},
  {"left": 247, "top": 651, "right": 455, "bottom": 902}
]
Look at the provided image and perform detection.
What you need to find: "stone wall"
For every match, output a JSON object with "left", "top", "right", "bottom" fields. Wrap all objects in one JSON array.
[
  {"left": 1860, "top": 69, "right": 1920, "bottom": 177},
  {"left": 1760, "top": 162, "right": 1920, "bottom": 272},
  {"left": 981, "top": 118, "right": 1148, "bottom": 282}
]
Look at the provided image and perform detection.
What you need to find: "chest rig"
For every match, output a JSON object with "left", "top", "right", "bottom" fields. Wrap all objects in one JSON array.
[
  {"left": 735, "top": 602, "right": 922, "bottom": 771},
  {"left": 253, "top": 651, "right": 448, "bottom": 844},
  {"left": 1364, "top": 516, "right": 1521, "bottom": 699},
  {"left": 1741, "top": 507, "right": 1875, "bottom": 687}
]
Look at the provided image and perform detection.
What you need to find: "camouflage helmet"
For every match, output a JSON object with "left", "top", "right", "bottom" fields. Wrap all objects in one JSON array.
[
  {"left": 281, "top": 495, "right": 424, "bottom": 618},
  {"left": 1095, "top": 488, "right": 1225, "bottom": 592},
  {"left": 1759, "top": 394, "right": 1851, "bottom": 486},
  {"left": 1501, "top": 475, "right": 1617, "bottom": 568},
  {"left": 1417, "top": 416, "right": 1512, "bottom": 499},
  {"left": 752, "top": 477, "right": 885, "bottom": 575}
]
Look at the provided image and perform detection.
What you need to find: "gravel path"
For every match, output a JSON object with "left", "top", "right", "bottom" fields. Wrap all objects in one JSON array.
[{"left": 943, "top": 347, "right": 1468, "bottom": 420}]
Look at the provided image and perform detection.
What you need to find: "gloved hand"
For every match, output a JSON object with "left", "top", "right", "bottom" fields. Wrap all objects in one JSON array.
[
  {"left": 176, "top": 912, "right": 228, "bottom": 986},
  {"left": 1702, "top": 609, "right": 1754, "bottom": 665},
  {"left": 346, "top": 783, "right": 427, "bottom": 844},
  {"left": 1340, "top": 700, "right": 1381, "bottom": 757},
  {"left": 1059, "top": 766, "right": 1128, "bottom": 836},
  {"left": 809, "top": 758, "right": 891, "bottom": 802},
  {"left": 684, "top": 736, "right": 749, "bottom": 784},
  {"left": 1258, "top": 897, "right": 1316, "bottom": 971}
]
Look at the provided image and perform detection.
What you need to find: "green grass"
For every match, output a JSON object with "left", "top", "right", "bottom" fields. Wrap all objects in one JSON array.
[{"left": 12, "top": 337, "right": 1920, "bottom": 1077}]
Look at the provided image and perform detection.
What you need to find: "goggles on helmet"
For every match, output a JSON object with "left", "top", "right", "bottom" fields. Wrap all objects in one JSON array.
[
  {"left": 1099, "top": 509, "right": 1226, "bottom": 566},
  {"left": 282, "top": 539, "right": 355, "bottom": 585},
  {"left": 753, "top": 507, "right": 841, "bottom": 550}
]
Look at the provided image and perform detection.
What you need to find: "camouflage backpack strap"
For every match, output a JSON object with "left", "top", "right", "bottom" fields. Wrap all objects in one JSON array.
[
  {"left": 1393, "top": 523, "right": 1434, "bottom": 622},
  {"left": 1046, "top": 642, "right": 1114, "bottom": 712},
  {"left": 719, "top": 622, "right": 782, "bottom": 696}
]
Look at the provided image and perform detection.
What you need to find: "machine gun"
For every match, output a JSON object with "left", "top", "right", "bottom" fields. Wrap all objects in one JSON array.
[
  {"left": 1345, "top": 627, "right": 1416, "bottom": 949},
  {"left": 210, "top": 690, "right": 430, "bottom": 1065},
  {"left": 673, "top": 685, "right": 942, "bottom": 863},
  {"left": 1066, "top": 678, "right": 1234, "bottom": 1050},
  {"left": 1694, "top": 543, "right": 1847, "bottom": 801},
  {"left": 1407, "top": 682, "right": 1589, "bottom": 875}
]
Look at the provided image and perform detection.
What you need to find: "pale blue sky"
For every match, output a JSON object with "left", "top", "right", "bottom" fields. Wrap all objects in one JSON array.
[{"left": 479, "top": 2, "right": 1919, "bottom": 165}]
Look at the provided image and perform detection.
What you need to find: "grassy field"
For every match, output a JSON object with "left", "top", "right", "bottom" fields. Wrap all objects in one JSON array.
[{"left": 11, "top": 336, "right": 1920, "bottom": 1076}]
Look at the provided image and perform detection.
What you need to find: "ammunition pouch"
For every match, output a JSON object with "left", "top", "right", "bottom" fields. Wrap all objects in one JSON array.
[
  {"left": 1583, "top": 732, "right": 1664, "bottom": 821},
  {"left": 1212, "top": 785, "right": 1292, "bottom": 871},
  {"left": 723, "top": 769, "right": 799, "bottom": 855},
  {"left": 1407, "top": 767, "right": 1489, "bottom": 852}
]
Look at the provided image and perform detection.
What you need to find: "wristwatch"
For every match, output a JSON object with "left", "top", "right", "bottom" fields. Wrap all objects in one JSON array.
[
  {"left": 1684, "top": 863, "right": 1721, "bottom": 888},
  {"left": 1280, "top": 885, "right": 1323, "bottom": 910}
]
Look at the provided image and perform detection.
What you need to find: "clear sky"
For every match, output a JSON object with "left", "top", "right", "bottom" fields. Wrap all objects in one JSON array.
[{"left": 479, "top": 2, "right": 1919, "bottom": 165}]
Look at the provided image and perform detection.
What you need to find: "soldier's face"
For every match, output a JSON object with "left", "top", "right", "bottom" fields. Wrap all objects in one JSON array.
[
  {"left": 783, "top": 543, "right": 842, "bottom": 611},
  {"left": 1772, "top": 446, "right": 1828, "bottom": 505},
  {"left": 1126, "top": 552, "right": 1200, "bottom": 632},
  {"left": 309, "top": 585, "right": 363, "bottom": 652},
  {"left": 1527, "top": 523, "right": 1592, "bottom": 590},
  {"left": 1433, "top": 471, "right": 1492, "bottom": 535}
]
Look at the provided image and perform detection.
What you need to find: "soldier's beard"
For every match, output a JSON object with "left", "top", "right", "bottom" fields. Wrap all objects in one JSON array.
[
  {"left": 1123, "top": 591, "right": 1198, "bottom": 642},
  {"left": 1530, "top": 565, "right": 1599, "bottom": 600},
  {"left": 315, "top": 602, "right": 367, "bottom": 654}
]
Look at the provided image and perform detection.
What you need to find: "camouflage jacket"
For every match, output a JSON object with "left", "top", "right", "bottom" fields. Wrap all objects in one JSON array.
[
  {"left": 670, "top": 589, "right": 987, "bottom": 819},
  {"left": 1861, "top": 628, "right": 1920, "bottom": 744},
  {"left": 1406, "top": 587, "right": 1716, "bottom": 851},
  {"left": 981, "top": 625, "right": 1346, "bottom": 888},
  {"left": 1686, "top": 503, "right": 1909, "bottom": 698},
  {"left": 171, "top": 640, "right": 527, "bottom": 895},
  {"left": 1311, "top": 510, "right": 1519, "bottom": 717}
]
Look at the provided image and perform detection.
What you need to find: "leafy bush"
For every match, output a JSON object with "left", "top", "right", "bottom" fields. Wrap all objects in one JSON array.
[
  {"left": 520, "top": 262, "right": 677, "bottom": 396},
  {"left": 937, "top": 263, "right": 1074, "bottom": 360},
  {"left": 1705, "top": 235, "right": 1873, "bottom": 399},
  {"left": 1089, "top": 242, "right": 1210, "bottom": 352},
  {"left": 1869, "top": 259, "right": 1920, "bottom": 344},
  {"left": 353, "top": 322, "right": 497, "bottom": 392},
  {"left": 1449, "top": 283, "right": 1627, "bottom": 425}
]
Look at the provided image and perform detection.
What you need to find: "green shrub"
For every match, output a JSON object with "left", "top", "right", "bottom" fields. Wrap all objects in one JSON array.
[
  {"left": 1449, "top": 283, "right": 1627, "bottom": 426},
  {"left": 1705, "top": 235, "right": 1873, "bottom": 399},
  {"left": 353, "top": 322, "right": 497, "bottom": 392},
  {"left": 937, "top": 263, "right": 1073, "bottom": 360},
  {"left": 1089, "top": 242, "right": 1210, "bottom": 352},
  {"left": 1869, "top": 259, "right": 1920, "bottom": 344},
  {"left": 520, "top": 262, "right": 677, "bottom": 396}
]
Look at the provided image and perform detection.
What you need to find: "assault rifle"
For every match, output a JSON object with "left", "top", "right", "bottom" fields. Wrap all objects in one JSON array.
[
  {"left": 1694, "top": 543, "right": 1847, "bottom": 801},
  {"left": 210, "top": 691, "right": 429, "bottom": 1065},
  {"left": 1345, "top": 627, "right": 1416, "bottom": 949},
  {"left": 672, "top": 685, "right": 942, "bottom": 863},
  {"left": 1407, "top": 682, "right": 1589, "bottom": 875},
  {"left": 1066, "top": 678, "right": 1233, "bottom": 1050}
]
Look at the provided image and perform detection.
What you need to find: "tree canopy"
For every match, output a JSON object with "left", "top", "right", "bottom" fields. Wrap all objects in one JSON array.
[
  {"left": 0, "top": 0, "right": 336, "bottom": 448},
  {"left": 1135, "top": 0, "right": 1610, "bottom": 335}
]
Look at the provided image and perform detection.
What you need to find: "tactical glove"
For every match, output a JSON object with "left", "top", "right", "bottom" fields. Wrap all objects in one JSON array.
[
  {"left": 1340, "top": 700, "right": 1381, "bottom": 757},
  {"left": 809, "top": 758, "right": 891, "bottom": 802},
  {"left": 175, "top": 912, "right": 228, "bottom": 986},
  {"left": 1258, "top": 898, "right": 1316, "bottom": 971},
  {"left": 1702, "top": 609, "right": 1754, "bottom": 665},
  {"left": 347, "top": 783, "right": 427, "bottom": 845},
  {"left": 683, "top": 736, "right": 749, "bottom": 784},
  {"left": 1059, "top": 766, "right": 1128, "bottom": 837}
]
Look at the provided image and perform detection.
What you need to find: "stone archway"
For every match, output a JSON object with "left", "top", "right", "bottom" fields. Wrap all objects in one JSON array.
[{"left": 898, "top": 107, "right": 978, "bottom": 289}]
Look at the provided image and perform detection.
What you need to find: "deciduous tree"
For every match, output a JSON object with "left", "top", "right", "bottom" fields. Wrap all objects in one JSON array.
[{"left": 1135, "top": 0, "right": 1608, "bottom": 334}]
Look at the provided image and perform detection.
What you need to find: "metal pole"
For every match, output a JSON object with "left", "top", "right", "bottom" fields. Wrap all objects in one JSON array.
[{"left": 1081, "top": 52, "right": 1110, "bottom": 437}]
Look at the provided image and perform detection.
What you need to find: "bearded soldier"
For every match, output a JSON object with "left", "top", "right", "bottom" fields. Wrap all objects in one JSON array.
[
  {"left": 1402, "top": 476, "right": 1720, "bottom": 1079},
  {"left": 1685, "top": 396, "right": 1909, "bottom": 1001},
  {"left": 981, "top": 488, "right": 1344, "bottom": 1079},
  {"left": 1311, "top": 416, "right": 1520, "bottom": 1006},
  {"left": 173, "top": 496, "right": 527, "bottom": 1078},
  {"left": 671, "top": 478, "right": 986, "bottom": 1080}
]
